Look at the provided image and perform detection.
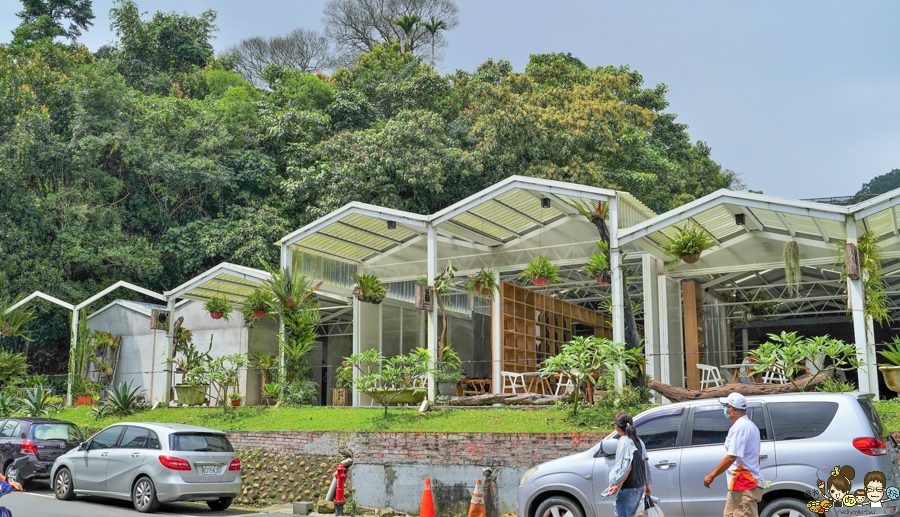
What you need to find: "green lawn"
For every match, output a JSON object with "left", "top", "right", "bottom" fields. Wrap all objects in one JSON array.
[
  {"left": 53, "top": 400, "right": 900, "bottom": 437},
  {"left": 55, "top": 404, "right": 640, "bottom": 436}
]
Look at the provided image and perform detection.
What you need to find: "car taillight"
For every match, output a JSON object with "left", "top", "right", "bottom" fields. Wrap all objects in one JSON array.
[
  {"left": 158, "top": 455, "right": 191, "bottom": 471},
  {"left": 854, "top": 437, "right": 887, "bottom": 456},
  {"left": 21, "top": 440, "right": 37, "bottom": 455},
  {"left": 229, "top": 458, "right": 241, "bottom": 471}
]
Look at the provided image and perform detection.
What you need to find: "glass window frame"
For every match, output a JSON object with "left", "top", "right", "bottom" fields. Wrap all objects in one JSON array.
[
  {"left": 89, "top": 426, "right": 125, "bottom": 450},
  {"left": 117, "top": 426, "right": 151, "bottom": 449}
]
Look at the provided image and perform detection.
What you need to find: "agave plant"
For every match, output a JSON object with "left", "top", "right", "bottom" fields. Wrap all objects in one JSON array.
[
  {"left": 19, "top": 387, "right": 56, "bottom": 417},
  {"left": 106, "top": 381, "right": 145, "bottom": 416},
  {"left": 261, "top": 382, "right": 280, "bottom": 406}
]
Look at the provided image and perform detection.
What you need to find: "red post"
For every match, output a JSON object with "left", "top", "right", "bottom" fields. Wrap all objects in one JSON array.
[{"left": 335, "top": 464, "right": 347, "bottom": 512}]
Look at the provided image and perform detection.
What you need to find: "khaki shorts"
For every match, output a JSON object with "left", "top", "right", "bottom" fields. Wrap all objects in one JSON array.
[{"left": 724, "top": 487, "right": 763, "bottom": 517}]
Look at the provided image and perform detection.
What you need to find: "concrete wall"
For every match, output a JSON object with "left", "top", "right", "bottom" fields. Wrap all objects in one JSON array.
[
  {"left": 246, "top": 315, "right": 279, "bottom": 406},
  {"left": 88, "top": 305, "right": 162, "bottom": 399},
  {"left": 226, "top": 429, "right": 606, "bottom": 516}
]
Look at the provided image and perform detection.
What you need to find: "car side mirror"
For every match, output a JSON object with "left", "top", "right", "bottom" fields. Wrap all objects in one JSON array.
[
  {"left": 599, "top": 438, "right": 618, "bottom": 456},
  {"left": 79, "top": 441, "right": 89, "bottom": 451}
]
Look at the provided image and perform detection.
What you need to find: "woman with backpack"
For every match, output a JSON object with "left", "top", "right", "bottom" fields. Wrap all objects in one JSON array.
[{"left": 605, "top": 412, "right": 652, "bottom": 517}]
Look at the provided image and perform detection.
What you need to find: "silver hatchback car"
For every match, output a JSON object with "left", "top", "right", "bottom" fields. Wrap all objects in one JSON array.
[
  {"left": 519, "top": 392, "right": 900, "bottom": 517},
  {"left": 51, "top": 422, "right": 242, "bottom": 513}
]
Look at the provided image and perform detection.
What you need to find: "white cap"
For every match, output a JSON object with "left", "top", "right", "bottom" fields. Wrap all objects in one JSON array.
[{"left": 718, "top": 392, "right": 747, "bottom": 410}]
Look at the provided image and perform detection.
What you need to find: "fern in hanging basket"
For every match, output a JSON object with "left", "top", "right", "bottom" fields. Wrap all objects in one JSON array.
[
  {"left": 242, "top": 288, "right": 275, "bottom": 321},
  {"left": 203, "top": 295, "right": 234, "bottom": 321},
  {"left": 661, "top": 224, "right": 716, "bottom": 269},
  {"left": 466, "top": 269, "right": 498, "bottom": 301},
  {"left": 353, "top": 273, "right": 388, "bottom": 304},
  {"left": 583, "top": 241, "right": 610, "bottom": 284},
  {"left": 520, "top": 255, "right": 560, "bottom": 286}
]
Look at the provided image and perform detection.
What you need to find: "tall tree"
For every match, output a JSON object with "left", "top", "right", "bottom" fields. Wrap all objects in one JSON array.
[
  {"left": 322, "top": 0, "right": 457, "bottom": 64},
  {"left": 857, "top": 169, "right": 900, "bottom": 198},
  {"left": 393, "top": 14, "right": 420, "bottom": 52},
  {"left": 13, "top": 0, "right": 95, "bottom": 42},
  {"left": 422, "top": 16, "right": 446, "bottom": 65},
  {"left": 224, "top": 27, "right": 335, "bottom": 87}
]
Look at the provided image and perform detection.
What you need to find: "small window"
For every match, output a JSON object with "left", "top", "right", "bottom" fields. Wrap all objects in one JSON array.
[
  {"left": 118, "top": 427, "right": 150, "bottom": 449},
  {"left": 169, "top": 433, "right": 234, "bottom": 452},
  {"left": 635, "top": 408, "right": 683, "bottom": 450},
  {"left": 769, "top": 401, "right": 838, "bottom": 441},
  {"left": 690, "top": 406, "right": 732, "bottom": 446},
  {"left": 0, "top": 421, "right": 20, "bottom": 438},
  {"left": 147, "top": 431, "right": 161, "bottom": 450},
  {"left": 31, "top": 423, "right": 83, "bottom": 442},
  {"left": 747, "top": 405, "right": 770, "bottom": 441},
  {"left": 90, "top": 427, "right": 124, "bottom": 450}
]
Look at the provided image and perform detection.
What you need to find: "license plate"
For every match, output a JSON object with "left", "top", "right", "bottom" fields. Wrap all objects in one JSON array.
[{"left": 201, "top": 466, "right": 218, "bottom": 475}]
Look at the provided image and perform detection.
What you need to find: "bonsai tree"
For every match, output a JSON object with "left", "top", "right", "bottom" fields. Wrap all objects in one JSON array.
[
  {"left": 539, "top": 336, "right": 642, "bottom": 416},
  {"left": 661, "top": 224, "right": 716, "bottom": 269},
  {"left": 352, "top": 273, "right": 388, "bottom": 304},
  {"left": 583, "top": 241, "right": 611, "bottom": 285},
  {"left": 346, "top": 348, "right": 432, "bottom": 417},
  {"left": 203, "top": 295, "right": 234, "bottom": 321},
  {"left": 434, "top": 344, "right": 462, "bottom": 384},
  {"left": 748, "top": 332, "right": 862, "bottom": 392},
  {"left": 520, "top": 255, "right": 560, "bottom": 286},
  {"left": 243, "top": 289, "right": 274, "bottom": 321},
  {"left": 466, "top": 269, "right": 498, "bottom": 303}
]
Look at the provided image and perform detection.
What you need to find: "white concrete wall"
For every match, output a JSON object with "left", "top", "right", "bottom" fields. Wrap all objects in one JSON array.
[{"left": 87, "top": 305, "right": 161, "bottom": 400}]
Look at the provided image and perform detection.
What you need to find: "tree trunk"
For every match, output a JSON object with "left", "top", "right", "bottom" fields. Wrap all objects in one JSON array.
[
  {"left": 450, "top": 392, "right": 572, "bottom": 406},
  {"left": 649, "top": 375, "right": 828, "bottom": 403}
]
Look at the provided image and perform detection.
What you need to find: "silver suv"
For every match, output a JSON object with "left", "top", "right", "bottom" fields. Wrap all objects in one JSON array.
[
  {"left": 518, "top": 392, "right": 900, "bottom": 517},
  {"left": 50, "top": 422, "right": 242, "bottom": 513}
]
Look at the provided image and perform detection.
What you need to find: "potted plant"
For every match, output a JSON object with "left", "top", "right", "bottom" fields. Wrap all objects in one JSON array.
[
  {"left": 333, "top": 361, "right": 353, "bottom": 406},
  {"left": 879, "top": 337, "right": 900, "bottom": 393},
  {"left": 661, "top": 224, "right": 716, "bottom": 268},
  {"left": 466, "top": 269, "right": 498, "bottom": 301},
  {"left": 243, "top": 289, "right": 273, "bottom": 319},
  {"left": 435, "top": 345, "right": 462, "bottom": 397},
  {"left": 261, "top": 382, "right": 279, "bottom": 406},
  {"left": 352, "top": 273, "right": 388, "bottom": 304},
  {"left": 519, "top": 255, "right": 560, "bottom": 287},
  {"left": 228, "top": 392, "right": 243, "bottom": 406},
  {"left": 203, "top": 295, "right": 234, "bottom": 321},
  {"left": 167, "top": 330, "right": 213, "bottom": 406},
  {"left": 583, "top": 241, "right": 610, "bottom": 285}
]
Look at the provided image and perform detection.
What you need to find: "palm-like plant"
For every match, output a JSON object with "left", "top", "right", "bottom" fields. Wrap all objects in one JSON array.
[
  {"left": 106, "top": 381, "right": 145, "bottom": 415},
  {"left": 0, "top": 297, "right": 37, "bottom": 351},
  {"left": 393, "top": 14, "right": 421, "bottom": 52},
  {"left": 20, "top": 386, "right": 55, "bottom": 417},
  {"left": 422, "top": 16, "right": 446, "bottom": 64}
]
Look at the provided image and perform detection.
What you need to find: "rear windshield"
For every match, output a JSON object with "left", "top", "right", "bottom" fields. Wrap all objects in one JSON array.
[
  {"left": 169, "top": 433, "right": 233, "bottom": 452},
  {"left": 768, "top": 401, "right": 838, "bottom": 440},
  {"left": 857, "top": 398, "right": 884, "bottom": 438},
  {"left": 31, "top": 423, "right": 83, "bottom": 442}
]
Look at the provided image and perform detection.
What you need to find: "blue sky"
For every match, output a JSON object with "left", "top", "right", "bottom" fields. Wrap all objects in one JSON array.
[{"left": 3, "top": 0, "right": 898, "bottom": 199}]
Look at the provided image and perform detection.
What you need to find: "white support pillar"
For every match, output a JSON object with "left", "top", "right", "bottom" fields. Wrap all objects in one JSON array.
[
  {"left": 279, "top": 245, "right": 289, "bottom": 392},
  {"left": 67, "top": 310, "right": 79, "bottom": 407},
  {"left": 351, "top": 296, "right": 362, "bottom": 407},
  {"left": 642, "top": 255, "right": 662, "bottom": 386},
  {"left": 867, "top": 314, "right": 878, "bottom": 400},
  {"left": 491, "top": 268, "right": 502, "bottom": 394},
  {"left": 846, "top": 216, "right": 871, "bottom": 395},
  {"left": 657, "top": 276, "right": 671, "bottom": 392},
  {"left": 161, "top": 296, "right": 176, "bottom": 407},
  {"left": 609, "top": 197, "right": 625, "bottom": 389},
  {"left": 426, "top": 224, "right": 438, "bottom": 402}
]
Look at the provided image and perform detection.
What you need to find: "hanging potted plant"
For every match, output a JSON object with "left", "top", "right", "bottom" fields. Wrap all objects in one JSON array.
[
  {"left": 661, "top": 224, "right": 716, "bottom": 269},
  {"left": 243, "top": 289, "right": 274, "bottom": 319},
  {"left": 352, "top": 273, "right": 388, "bottom": 304},
  {"left": 203, "top": 295, "right": 233, "bottom": 321},
  {"left": 583, "top": 241, "right": 611, "bottom": 285},
  {"left": 879, "top": 337, "right": 900, "bottom": 393},
  {"left": 466, "top": 269, "right": 498, "bottom": 302},
  {"left": 519, "top": 255, "right": 560, "bottom": 287}
]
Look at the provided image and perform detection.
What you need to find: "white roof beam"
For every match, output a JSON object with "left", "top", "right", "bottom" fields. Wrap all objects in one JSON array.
[
  {"left": 77, "top": 281, "right": 165, "bottom": 310},
  {"left": 364, "top": 234, "right": 426, "bottom": 265},
  {"left": 775, "top": 212, "right": 796, "bottom": 237},
  {"left": 280, "top": 204, "right": 426, "bottom": 247},
  {"left": 441, "top": 219, "right": 507, "bottom": 246},
  {"left": 812, "top": 218, "right": 831, "bottom": 243},
  {"left": 665, "top": 256, "right": 837, "bottom": 278},
  {"left": 520, "top": 189, "right": 581, "bottom": 216},
  {"left": 492, "top": 199, "right": 545, "bottom": 226},
  {"left": 892, "top": 206, "right": 899, "bottom": 237},
  {"left": 4, "top": 291, "right": 74, "bottom": 313},
  {"left": 702, "top": 272, "right": 749, "bottom": 289},
  {"left": 689, "top": 217, "right": 722, "bottom": 245},
  {"left": 498, "top": 214, "right": 580, "bottom": 251},
  {"left": 336, "top": 221, "right": 403, "bottom": 244}
]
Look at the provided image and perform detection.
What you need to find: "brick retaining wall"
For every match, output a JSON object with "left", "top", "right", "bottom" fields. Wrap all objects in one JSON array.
[{"left": 225, "top": 430, "right": 605, "bottom": 467}]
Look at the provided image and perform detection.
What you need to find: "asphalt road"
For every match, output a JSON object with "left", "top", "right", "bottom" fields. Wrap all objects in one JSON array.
[{"left": 0, "top": 481, "right": 266, "bottom": 517}]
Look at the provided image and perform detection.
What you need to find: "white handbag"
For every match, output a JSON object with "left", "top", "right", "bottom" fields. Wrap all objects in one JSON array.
[{"left": 636, "top": 495, "right": 664, "bottom": 517}]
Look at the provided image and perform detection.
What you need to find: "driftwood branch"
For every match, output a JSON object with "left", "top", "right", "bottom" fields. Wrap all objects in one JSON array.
[
  {"left": 449, "top": 392, "right": 573, "bottom": 406},
  {"left": 649, "top": 374, "right": 829, "bottom": 403}
]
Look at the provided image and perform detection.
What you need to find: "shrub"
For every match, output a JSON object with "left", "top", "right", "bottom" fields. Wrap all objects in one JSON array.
[
  {"left": 282, "top": 379, "right": 319, "bottom": 407},
  {"left": 0, "top": 349, "right": 27, "bottom": 386}
]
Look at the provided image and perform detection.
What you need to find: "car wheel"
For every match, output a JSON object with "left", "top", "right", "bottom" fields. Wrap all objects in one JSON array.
[
  {"left": 760, "top": 497, "right": 816, "bottom": 517},
  {"left": 132, "top": 476, "right": 161, "bottom": 513},
  {"left": 54, "top": 467, "right": 76, "bottom": 501},
  {"left": 207, "top": 497, "right": 233, "bottom": 511},
  {"left": 4, "top": 461, "right": 29, "bottom": 490},
  {"left": 534, "top": 496, "right": 585, "bottom": 517}
]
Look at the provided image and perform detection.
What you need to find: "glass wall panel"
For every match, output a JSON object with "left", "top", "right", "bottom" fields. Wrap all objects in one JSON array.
[{"left": 382, "top": 304, "right": 401, "bottom": 357}]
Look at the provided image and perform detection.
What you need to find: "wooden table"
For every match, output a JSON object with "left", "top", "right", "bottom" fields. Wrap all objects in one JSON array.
[
  {"left": 458, "top": 378, "right": 491, "bottom": 396},
  {"left": 521, "top": 372, "right": 553, "bottom": 395}
]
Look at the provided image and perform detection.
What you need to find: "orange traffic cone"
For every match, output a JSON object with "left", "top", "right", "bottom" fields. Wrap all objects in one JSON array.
[
  {"left": 421, "top": 478, "right": 435, "bottom": 517},
  {"left": 467, "top": 479, "right": 486, "bottom": 517}
]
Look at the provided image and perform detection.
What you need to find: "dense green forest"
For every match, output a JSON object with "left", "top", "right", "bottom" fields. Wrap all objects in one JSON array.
[{"left": 0, "top": 0, "right": 741, "bottom": 374}]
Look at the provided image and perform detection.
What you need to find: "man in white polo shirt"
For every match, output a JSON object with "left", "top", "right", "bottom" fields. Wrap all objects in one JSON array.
[{"left": 703, "top": 392, "right": 763, "bottom": 517}]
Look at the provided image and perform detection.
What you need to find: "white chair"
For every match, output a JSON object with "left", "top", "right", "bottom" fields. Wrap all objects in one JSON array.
[
  {"left": 697, "top": 364, "right": 725, "bottom": 389},
  {"left": 555, "top": 372, "right": 575, "bottom": 396},
  {"left": 761, "top": 365, "right": 789, "bottom": 384},
  {"left": 501, "top": 371, "right": 527, "bottom": 393}
]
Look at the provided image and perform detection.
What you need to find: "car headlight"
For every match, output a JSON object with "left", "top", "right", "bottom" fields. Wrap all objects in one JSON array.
[{"left": 520, "top": 467, "right": 538, "bottom": 486}]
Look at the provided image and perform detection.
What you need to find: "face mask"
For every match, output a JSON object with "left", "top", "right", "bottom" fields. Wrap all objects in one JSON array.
[{"left": 723, "top": 407, "right": 730, "bottom": 417}]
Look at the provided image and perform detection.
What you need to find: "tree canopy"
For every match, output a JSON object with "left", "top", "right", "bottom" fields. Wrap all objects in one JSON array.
[
  {"left": 0, "top": 0, "right": 740, "bottom": 375},
  {"left": 857, "top": 169, "right": 900, "bottom": 198}
]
